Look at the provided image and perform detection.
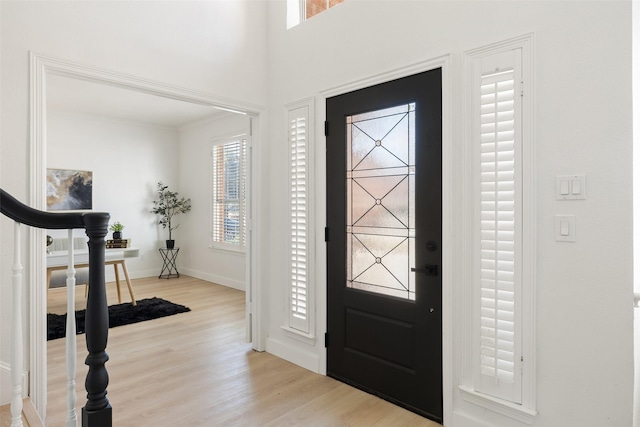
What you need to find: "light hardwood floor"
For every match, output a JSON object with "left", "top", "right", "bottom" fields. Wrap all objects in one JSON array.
[
  {"left": 0, "top": 398, "right": 43, "bottom": 427},
  {"left": 45, "top": 276, "right": 440, "bottom": 426}
]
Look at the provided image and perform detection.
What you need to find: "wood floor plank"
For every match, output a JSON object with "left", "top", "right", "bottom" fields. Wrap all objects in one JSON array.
[
  {"left": 0, "top": 398, "right": 44, "bottom": 427},
  {"left": 45, "top": 276, "right": 439, "bottom": 426}
]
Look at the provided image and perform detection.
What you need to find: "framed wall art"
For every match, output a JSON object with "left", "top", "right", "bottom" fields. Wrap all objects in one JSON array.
[{"left": 46, "top": 168, "right": 93, "bottom": 211}]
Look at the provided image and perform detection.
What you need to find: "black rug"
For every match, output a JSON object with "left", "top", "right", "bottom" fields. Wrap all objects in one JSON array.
[{"left": 47, "top": 297, "right": 191, "bottom": 341}]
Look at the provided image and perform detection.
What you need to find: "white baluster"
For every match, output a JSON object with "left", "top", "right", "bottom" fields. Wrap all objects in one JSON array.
[
  {"left": 65, "top": 230, "right": 78, "bottom": 427},
  {"left": 11, "top": 222, "right": 23, "bottom": 427}
]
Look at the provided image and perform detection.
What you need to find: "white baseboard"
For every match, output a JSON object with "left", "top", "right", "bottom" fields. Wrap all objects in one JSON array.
[
  {"left": 265, "top": 337, "right": 320, "bottom": 374},
  {"left": 0, "top": 362, "right": 28, "bottom": 406},
  {"left": 180, "top": 267, "right": 245, "bottom": 291}
]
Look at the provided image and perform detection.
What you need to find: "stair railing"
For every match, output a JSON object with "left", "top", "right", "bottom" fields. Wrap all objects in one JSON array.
[{"left": 0, "top": 189, "right": 112, "bottom": 427}]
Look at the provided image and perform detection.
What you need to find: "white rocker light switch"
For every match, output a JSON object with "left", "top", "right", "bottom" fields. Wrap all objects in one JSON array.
[
  {"left": 556, "top": 174, "right": 586, "bottom": 200},
  {"left": 555, "top": 214, "right": 575, "bottom": 242}
]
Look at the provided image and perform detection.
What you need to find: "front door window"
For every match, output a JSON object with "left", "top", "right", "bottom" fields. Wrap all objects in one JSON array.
[{"left": 346, "top": 103, "right": 416, "bottom": 300}]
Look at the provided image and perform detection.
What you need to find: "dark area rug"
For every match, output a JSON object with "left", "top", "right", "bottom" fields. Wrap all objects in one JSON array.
[{"left": 47, "top": 297, "right": 191, "bottom": 341}]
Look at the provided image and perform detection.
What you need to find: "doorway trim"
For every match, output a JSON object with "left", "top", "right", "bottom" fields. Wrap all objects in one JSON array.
[
  {"left": 319, "top": 54, "right": 452, "bottom": 426},
  {"left": 29, "top": 52, "right": 266, "bottom": 418}
]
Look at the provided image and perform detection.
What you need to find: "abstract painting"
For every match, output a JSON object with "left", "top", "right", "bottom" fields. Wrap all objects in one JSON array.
[{"left": 47, "top": 169, "right": 93, "bottom": 210}]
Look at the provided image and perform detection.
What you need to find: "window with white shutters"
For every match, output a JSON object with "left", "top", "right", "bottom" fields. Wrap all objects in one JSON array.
[
  {"left": 478, "top": 64, "right": 522, "bottom": 403},
  {"left": 212, "top": 138, "right": 247, "bottom": 250},
  {"left": 287, "top": 100, "right": 314, "bottom": 335},
  {"left": 462, "top": 35, "right": 535, "bottom": 423}
]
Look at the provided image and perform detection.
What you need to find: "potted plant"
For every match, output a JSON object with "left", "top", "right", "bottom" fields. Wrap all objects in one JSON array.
[
  {"left": 109, "top": 222, "right": 125, "bottom": 239},
  {"left": 151, "top": 181, "right": 191, "bottom": 249}
]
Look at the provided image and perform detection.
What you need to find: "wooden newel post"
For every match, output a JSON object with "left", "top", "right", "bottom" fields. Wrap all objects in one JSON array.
[{"left": 82, "top": 213, "right": 112, "bottom": 427}]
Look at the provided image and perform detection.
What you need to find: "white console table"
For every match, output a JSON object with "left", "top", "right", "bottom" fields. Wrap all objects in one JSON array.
[{"left": 47, "top": 248, "right": 140, "bottom": 306}]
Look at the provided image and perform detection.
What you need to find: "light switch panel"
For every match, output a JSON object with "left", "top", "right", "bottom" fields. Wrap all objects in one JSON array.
[
  {"left": 556, "top": 174, "right": 586, "bottom": 200},
  {"left": 555, "top": 214, "right": 575, "bottom": 242},
  {"left": 571, "top": 179, "right": 581, "bottom": 195}
]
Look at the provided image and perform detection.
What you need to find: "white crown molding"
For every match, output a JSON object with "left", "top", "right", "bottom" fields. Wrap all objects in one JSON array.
[{"left": 32, "top": 52, "right": 264, "bottom": 114}]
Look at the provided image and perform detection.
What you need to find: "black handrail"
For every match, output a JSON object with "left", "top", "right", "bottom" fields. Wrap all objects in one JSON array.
[{"left": 0, "top": 188, "right": 112, "bottom": 426}]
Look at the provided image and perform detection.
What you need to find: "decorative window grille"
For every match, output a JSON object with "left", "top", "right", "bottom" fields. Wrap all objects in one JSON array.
[
  {"left": 288, "top": 101, "right": 313, "bottom": 334},
  {"left": 212, "top": 138, "right": 247, "bottom": 249}
]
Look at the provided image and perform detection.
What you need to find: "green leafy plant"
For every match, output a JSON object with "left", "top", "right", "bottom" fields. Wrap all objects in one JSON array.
[
  {"left": 151, "top": 182, "right": 192, "bottom": 241},
  {"left": 109, "top": 222, "right": 125, "bottom": 232}
]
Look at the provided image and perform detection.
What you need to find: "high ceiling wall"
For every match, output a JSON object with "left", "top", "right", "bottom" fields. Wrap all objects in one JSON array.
[{"left": 264, "top": 1, "right": 633, "bottom": 426}]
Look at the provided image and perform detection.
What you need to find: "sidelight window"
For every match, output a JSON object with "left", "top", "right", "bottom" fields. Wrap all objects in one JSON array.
[
  {"left": 287, "top": 99, "right": 315, "bottom": 335},
  {"left": 477, "top": 63, "right": 520, "bottom": 401},
  {"left": 461, "top": 35, "right": 536, "bottom": 423}
]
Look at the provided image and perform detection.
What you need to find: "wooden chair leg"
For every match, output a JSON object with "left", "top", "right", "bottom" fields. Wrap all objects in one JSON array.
[
  {"left": 113, "top": 263, "right": 122, "bottom": 304},
  {"left": 120, "top": 261, "right": 136, "bottom": 306}
]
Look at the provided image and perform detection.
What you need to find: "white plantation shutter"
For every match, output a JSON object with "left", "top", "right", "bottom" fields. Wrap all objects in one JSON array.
[
  {"left": 289, "top": 105, "right": 310, "bottom": 333},
  {"left": 476, "top": 51, "right": 523, "bottom": 403},
  {"left": 212, "top": 138, "right": 247, "bottom": 248}
]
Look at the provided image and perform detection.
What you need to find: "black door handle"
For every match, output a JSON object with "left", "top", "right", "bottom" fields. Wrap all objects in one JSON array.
[{"left": 411, "top": 264, "right": 438, "bottom": 276}]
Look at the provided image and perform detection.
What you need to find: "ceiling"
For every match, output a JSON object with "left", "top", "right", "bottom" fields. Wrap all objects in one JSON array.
[{"left": 46, "top": 74, "right": 233, "bottom": 128}]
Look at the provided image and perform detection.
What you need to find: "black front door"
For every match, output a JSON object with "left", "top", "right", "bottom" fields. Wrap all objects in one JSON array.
[{"left": 326, "top": 68, "right": 442, "bottom": 422}]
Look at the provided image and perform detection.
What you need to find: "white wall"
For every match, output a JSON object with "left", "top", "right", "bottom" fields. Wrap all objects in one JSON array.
[
  {"left": 47, "top": 111, "right": 180, "bottom": 280},
  {"left": 178, "top": 113, "right": 250, "bottom": 290},
  {"left": 265, "top": 1, "right": 633, "bottom": 426},
  {"left": 0, "top": 1, "right": 634, "bottom": 425},
  {"left": 0, "top": 0, "right": 267, "bottom": 407}
]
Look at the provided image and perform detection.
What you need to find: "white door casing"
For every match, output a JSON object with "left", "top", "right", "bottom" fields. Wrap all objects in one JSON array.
[{"left": 29, "top": 52, "right": 266, "bottom": 418}]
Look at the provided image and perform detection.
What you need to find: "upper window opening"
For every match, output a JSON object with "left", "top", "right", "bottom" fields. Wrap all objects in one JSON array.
[{"left": 287, "top": 0, "right": 345, "bottom": 29}]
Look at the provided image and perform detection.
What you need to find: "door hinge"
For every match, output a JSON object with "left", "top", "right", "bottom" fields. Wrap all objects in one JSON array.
[
  {"left": 325, "top": 227, "right": 329, "bottom": 242},
  {"left": 520, "top": 80, "right": 524, "bottom": 97},
  {"left": 325, "top": 332, "right": 329, "bottom": 348},
  {"left": 324, "top": 121, "right": 329, "bottom": 136}
]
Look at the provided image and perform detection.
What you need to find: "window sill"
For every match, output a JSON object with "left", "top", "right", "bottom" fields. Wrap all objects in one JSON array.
[
  {"left": 459, "top": 386, "right": 537, "bottom": 425},
  {"left": 280, "top": 325, "right": 316, "bottom": 346}
]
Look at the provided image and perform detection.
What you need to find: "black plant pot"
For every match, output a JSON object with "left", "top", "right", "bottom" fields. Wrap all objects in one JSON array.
[
  {"left": 113, "top": 231, "right": 122, "bottom": 240},
  {"left": 166, "top": 239, "right": 175, "bottom": 249}
]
